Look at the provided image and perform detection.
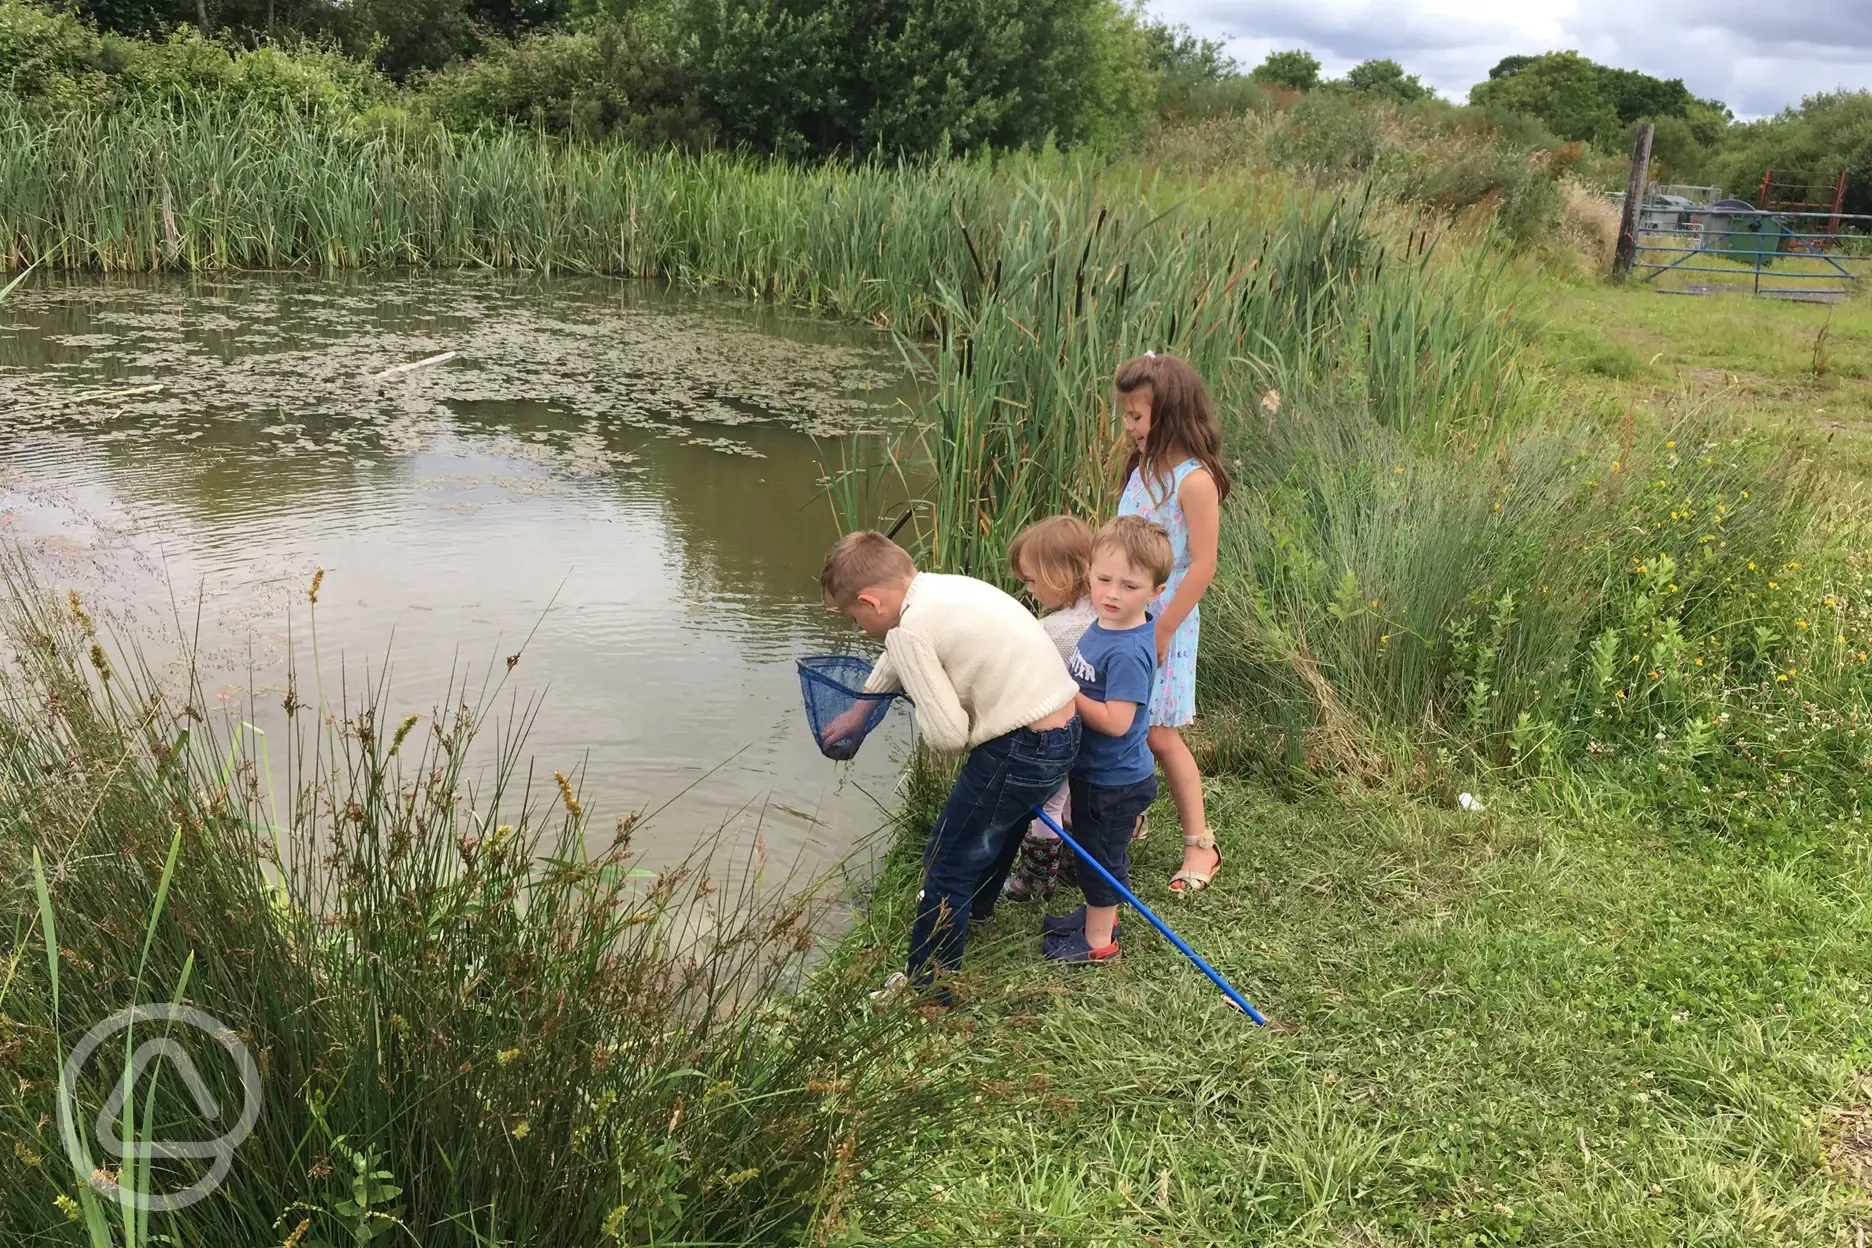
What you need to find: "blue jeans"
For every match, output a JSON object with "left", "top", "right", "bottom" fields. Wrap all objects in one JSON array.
[
  {"left": 1066, "top": 773, "right": 1158, "bottom": 909},
  {"left": 907, "top": 719, "right": 1080, "bottom": 995}
]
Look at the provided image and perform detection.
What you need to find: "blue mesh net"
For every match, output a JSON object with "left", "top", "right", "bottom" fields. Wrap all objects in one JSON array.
[{"left": 797, "top": 655, "right": 897, "bottom": 761}]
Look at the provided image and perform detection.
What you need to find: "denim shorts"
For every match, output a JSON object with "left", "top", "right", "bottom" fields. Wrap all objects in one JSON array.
[{"left": 1065, "top": 773, "right": 1158, "bottom": 909}]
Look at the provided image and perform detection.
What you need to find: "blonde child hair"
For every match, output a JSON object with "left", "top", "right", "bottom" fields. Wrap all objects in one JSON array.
[
  {"left": 1008, "top": 515, "right": 1093, "bottom": 606},
  {"left": 820, "top": 530, "right": 916, "bottom": 607},
  {"left": 1092, "top": 515, "right": 1174, "bottom": 586}
]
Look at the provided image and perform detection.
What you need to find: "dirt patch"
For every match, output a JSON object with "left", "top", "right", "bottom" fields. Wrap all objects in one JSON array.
[{"left": 1825, "top": 1087, "right": 1872, "bottom": 1195}]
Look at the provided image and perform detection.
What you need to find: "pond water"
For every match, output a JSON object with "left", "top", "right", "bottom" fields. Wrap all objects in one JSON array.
[{"left": 0, "top": 271, "right": 918, "bottom": 881}]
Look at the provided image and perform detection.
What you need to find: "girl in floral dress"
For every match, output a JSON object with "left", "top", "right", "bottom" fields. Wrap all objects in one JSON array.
[{"left": 1113, "top": 352, "right": 1230, "bottom": 892}]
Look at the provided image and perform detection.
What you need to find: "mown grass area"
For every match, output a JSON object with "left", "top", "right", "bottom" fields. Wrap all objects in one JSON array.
[
  {"left": 838, "top": 765, "right": 1872, "bottom": 1244},
  {"left": 1530, "top": 278, "right": 1872, "bottom": 477}
]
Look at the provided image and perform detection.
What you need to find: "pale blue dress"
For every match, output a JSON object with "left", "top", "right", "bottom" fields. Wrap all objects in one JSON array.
[{"left": 1117, "top": 458, "right": 1201, "bottom": 727}]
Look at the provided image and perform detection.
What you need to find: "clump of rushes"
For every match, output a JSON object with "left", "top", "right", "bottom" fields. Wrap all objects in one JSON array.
[{"left": 0, "top": 555, "right": 957, "bottom": 1245}]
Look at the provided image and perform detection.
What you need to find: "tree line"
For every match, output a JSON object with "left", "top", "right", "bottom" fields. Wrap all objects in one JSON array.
[{"left": 3, "top": 0, "right": 1866, "bottom": 213}]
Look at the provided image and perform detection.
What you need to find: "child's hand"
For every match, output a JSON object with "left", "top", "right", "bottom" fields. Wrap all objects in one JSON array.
[{"left": 820, "top": 706, "right": 868, "bottom": 749}]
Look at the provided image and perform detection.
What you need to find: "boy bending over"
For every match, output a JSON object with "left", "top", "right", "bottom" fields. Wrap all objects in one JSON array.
[
  {"left": 1043, "top": 516, "right": 1172, "bottom": 963},
  {"left": 820, "top": 531, "right": 1080, "bottom": 1000}
]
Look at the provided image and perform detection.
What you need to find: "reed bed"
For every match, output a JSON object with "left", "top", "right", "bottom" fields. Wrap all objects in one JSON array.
[{"left": 0, "top": 568, "right": 955, "bottom": 1245}]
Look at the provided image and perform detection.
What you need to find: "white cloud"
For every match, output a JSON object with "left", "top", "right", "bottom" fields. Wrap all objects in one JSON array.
[{"left": 1152, "top": 0, "right": 1872, "bottom": 116}]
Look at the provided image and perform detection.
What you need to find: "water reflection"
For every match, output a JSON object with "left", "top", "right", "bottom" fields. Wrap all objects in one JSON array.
[{"left": 0, "top": 271, "right": 919, "bottom": 879}]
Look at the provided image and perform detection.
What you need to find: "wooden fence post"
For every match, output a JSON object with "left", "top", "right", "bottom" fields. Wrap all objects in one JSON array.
[{"left": 1612, "top": 123, "right": 1655, "bottom": 279}]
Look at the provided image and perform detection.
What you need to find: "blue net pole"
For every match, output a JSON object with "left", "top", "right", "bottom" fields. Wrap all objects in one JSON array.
[{"left": 1029, "top": 805, "right": 1268, "bottom": 1026}]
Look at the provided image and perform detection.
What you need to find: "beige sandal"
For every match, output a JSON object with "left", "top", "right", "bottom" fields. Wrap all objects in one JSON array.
[
  {"left": 1131, "top": 811, "right": 1149, "bottom": 843},
  {"left": 1168, "top": 830, "right": 1222, "bottom": 893}
]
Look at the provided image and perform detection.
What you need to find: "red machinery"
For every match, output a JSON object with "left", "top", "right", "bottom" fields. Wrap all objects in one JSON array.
[{"left": 1757, "top": 168, "right": 1848, "bottom": 241}]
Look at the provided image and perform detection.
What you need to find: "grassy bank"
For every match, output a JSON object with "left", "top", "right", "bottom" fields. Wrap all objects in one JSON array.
[{"left": 842, "top": 765, "right": 1872, "bottom": 1244}]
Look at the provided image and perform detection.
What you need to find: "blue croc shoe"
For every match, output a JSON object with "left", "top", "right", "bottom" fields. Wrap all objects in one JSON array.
[
  {"left": 1042, "top": 928, "right": 1120, "bottom": 964},
  {"left": 1041, "top": 907, "right": 1121, "bottom": 939}
]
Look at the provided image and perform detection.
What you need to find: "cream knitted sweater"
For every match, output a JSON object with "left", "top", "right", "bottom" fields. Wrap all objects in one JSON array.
[{"left": 863, "top": 573, "right": 1078, "bottom": 753}]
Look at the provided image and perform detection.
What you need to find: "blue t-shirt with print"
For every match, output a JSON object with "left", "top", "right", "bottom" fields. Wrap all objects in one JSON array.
[{"left": 1067, "top": 618, "right": 1157, "bottom": 786}]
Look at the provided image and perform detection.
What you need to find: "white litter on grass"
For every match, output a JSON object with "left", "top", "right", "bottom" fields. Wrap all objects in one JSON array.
[{"left": 1458, "top": 792, "right": 1485, "bottom": 812}]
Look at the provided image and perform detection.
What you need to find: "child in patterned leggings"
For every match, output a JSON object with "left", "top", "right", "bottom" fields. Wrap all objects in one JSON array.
[{"left": 1002, "top": 516, "right": 1097, "bottom": 902}]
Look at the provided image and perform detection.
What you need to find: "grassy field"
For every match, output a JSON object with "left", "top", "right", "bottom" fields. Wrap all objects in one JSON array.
[
  {"left": 843, "top": 777, "right": 1871, "bottom": 1245},
  {"left": 1530, "top": 279, "right": 1872, "bottom": 477}
]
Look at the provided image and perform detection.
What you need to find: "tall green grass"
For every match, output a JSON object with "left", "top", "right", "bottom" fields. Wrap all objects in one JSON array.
[
  {"left": 844, "top": 188, "right": 1530, "bottom": 579},
  {"left": 0, "top": 570, "right": 955, "bottom": 1244}
]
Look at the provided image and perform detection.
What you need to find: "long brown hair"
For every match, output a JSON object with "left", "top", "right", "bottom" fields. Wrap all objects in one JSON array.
[{"left": 1114, "top": 352, "right": 1231, "bottom": 506}]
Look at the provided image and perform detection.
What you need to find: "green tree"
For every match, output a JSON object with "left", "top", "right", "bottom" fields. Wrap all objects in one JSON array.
[
  {"left": 1468, "top": 50, "right": 1617, "bottom": 143},
  {"left": 1706, "top": 89, "right": 1872, "bottom": 216},
  {"left": 687, "top": 0, "right": 1149, "bottom": 157},
  {"left": 1251, "top": 48, "right": 1319, "bottom": 91},
  {"left": 340, "top": 0, "right": 478, "bottom": 78},
  {"left": 1598, "top": 64, "right": 1692, "bottom": 125},
  {"left": 1343, "top": 57, "right": 1429, "bottom": 102},
  {"left": 1138, "top": 17, "right": 1257, "bottom": 118},
  {"left": 1487, "top": 54, "right": 1536, "bottom": 79},
  {"left": 1685, "top": 97, "right": 1733, "bottom": 147},
  {"left": 1645, "top": 113, "right": 1706, "bottom": 178}
]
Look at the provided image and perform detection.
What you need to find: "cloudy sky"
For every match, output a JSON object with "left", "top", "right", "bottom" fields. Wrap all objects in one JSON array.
[{"left": 1152, "top": 0, "right": 1872, "bottom": 118}]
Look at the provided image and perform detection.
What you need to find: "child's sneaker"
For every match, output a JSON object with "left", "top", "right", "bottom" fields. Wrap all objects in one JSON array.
[
  {"left": 1042, "top": 928, "right": 1120, "bottom": 964},
  {"left": 1002, "top": 831, "right": 1062, "bottom": 902},
  {"left": 1041, "top": 906, "right": 1121, "bottom": 939}
]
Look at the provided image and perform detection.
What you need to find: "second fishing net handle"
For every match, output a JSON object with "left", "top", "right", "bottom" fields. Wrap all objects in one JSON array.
[{"left": 1029, "top": 805, "right": 1267, "bottom": 1025}]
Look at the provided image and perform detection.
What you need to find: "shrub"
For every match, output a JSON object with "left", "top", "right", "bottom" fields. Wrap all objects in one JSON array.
[
  {"left": 1267, "top": 89, "right": 1382, "bottom": 172},
  {"left": 0, "top": 2, "right": 389, "bottom": 116},
  {"left": 417, "top": 19, "right": 702, "bottom": 144},
  {"left": 1201, "top": 402, "right": 1872, "bottom": 833}
]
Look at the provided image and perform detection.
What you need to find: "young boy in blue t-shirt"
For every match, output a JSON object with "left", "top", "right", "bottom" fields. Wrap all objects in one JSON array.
[{"left": 1043, "top": 515, "right": 1174, "bottom": 964}]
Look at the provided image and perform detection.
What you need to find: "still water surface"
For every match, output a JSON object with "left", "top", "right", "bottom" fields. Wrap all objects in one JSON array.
[{"left": 0, "top": 272, "right": 916, "bottom": 879}]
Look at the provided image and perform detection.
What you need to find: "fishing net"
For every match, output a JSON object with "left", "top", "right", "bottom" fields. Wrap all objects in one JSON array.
[{"left": 797, "top": 655, "right": 897, "bottom": 761}]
